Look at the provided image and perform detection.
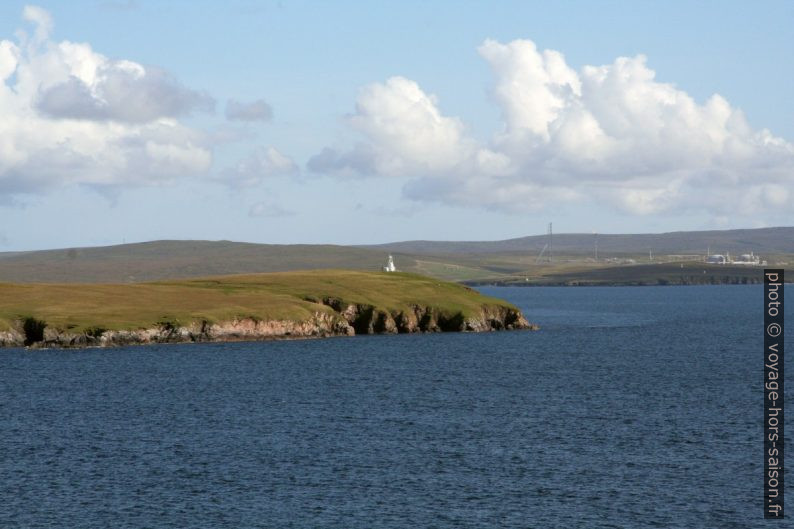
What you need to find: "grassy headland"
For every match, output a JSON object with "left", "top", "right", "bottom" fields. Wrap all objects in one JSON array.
[{"left": 0, "top": 270, "right": 532, "bottom": 347}]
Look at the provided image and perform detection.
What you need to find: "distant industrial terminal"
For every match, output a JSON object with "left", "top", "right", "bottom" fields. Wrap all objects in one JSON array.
[
  {"left": 705, "top": 251, "right": 765, "bottom": 266},
  {"left": 627, "top": 250, "right": 767, "bottom": 266}
]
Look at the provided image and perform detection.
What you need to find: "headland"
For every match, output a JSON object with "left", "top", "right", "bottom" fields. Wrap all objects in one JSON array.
[{"left": 0, "top": 270, "right": 534, "bottom": 349}]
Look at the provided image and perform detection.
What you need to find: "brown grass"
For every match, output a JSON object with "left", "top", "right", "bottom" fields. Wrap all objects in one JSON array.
[{"left": 0, "top": 269, "right": 516, "bottom": 332}]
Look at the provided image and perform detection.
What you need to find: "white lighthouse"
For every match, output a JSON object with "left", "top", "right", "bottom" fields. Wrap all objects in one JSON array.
[{"left": 382, "top": 254, "right": 396, "bottom": 272}]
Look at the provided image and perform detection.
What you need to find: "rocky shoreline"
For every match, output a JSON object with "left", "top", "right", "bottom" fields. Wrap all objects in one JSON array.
[{"left": 0, "top": 298, "right": 535, "bottom": 349}]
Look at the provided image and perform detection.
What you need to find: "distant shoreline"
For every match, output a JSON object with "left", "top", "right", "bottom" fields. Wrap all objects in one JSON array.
[
  {"left": 468, "top": 277, "right": 786, "bottom": 287},
  {"left": 463, "top": 261, "right": 789, "bottom": 288}
]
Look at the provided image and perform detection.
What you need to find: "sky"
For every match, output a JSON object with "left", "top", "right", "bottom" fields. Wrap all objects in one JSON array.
[{"left": 0, "top": 0, "right": 792, "bottom": 251}]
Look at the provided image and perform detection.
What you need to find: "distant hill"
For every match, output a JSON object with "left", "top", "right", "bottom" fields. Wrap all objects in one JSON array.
[
  {"left": 0, "top": 240, "right": 406, "bottom": 283},
  {"left": 364, "top": 227, "right": 794, "bottom": 255},
  {"left": 0, "top": 227, "right": 791, "bottom": 283}
]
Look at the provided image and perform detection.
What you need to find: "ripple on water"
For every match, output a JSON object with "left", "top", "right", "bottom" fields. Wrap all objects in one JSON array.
[{"left": 0, "top": 285, "right": 789, "bottom": 528}]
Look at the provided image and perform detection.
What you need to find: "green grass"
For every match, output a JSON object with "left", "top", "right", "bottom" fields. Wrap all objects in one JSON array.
[
  {"left": 0, "top": 240, "right": 420, "bottom": 283},
  {"left": 412, "top": 260, "right": 499, "bottom": 282},
  {"left": 0, "top": 269, "right": 517, "bottom": 333}
]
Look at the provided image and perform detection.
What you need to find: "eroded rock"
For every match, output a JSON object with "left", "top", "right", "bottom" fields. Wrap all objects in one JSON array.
[{"left": 8, "top": 302, "right": 535, "bottom": 349}]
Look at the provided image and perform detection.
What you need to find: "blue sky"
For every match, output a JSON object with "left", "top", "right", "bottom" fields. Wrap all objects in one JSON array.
[{"left": 0, "top": 0, "right": 792, "bottom": 251}]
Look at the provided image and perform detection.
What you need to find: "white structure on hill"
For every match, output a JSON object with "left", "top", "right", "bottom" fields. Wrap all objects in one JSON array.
[
  {"left": 733, "top": 252, "right": 764, "bottom": 265},
  {"left": 383, "top": 254, "right": 396, "bottom": 272},
  {"left": 706, "top": 251, "right": 766, "bottom": 266}
]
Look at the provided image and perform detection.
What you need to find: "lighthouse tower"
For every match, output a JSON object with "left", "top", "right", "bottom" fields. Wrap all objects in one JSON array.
[{"left": 382, "top": 254, "right": 396, "bottom": 272}]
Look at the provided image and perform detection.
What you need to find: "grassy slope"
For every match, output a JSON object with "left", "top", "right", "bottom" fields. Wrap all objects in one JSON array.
[
  {"left": 0, "top": 270, "right": 515, "bottom": 333},
  {"left": 2, "top": 229, "right": 792, "bottom": 285},
  {"left": 368, "top": 227, "right": 794, "bottom": 254},
  {"left": 0, "top": 240, "right": 424, "bottom": 283}
]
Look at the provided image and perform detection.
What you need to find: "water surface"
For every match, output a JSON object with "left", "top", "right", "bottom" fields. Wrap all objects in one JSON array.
[{"left": 0, "top": 285, "right": 788, "bottom": 528}]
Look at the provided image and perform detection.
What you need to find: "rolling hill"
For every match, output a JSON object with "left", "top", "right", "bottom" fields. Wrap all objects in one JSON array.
[
  {"left": 0, "top": 227, "right": 791, "bottom": 284},
  {"left": 0, "top": 240, "right": 409, "bottom": 283},
  {"left": 364, "top": 227, "right": 794, "bottom": 255}
]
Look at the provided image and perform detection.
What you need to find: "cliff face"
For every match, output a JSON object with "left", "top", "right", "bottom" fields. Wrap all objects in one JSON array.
[
  {"left": 1, "top": 300, "right": 535, "bottom": 349},
  {"left": 313, "top": 297, "right": 532, "bottom": 334}
]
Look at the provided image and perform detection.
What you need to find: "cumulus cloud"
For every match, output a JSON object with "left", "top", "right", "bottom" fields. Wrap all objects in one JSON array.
[
  {"left": 311, "top": 39, "right": 794, "bottom": 217},
  {"left": 220, "top": 146, "right": 298, "bottom": 188},
  {"left": 22, "top": 5, "right": 52, "bottom": 44},
  {"left": 225, "top": 98, "right": 273, "bottom": 122},
  {"left": 38, "top": 65, "right": 214, "bottom": 122},
  {"left": 309, "top": 77, "right": 470, "bottom": 177},
  {"left": 307, "top": 144, "right": 378, "bottom": 176},
  {"left": 0, "top": 6, "right": 213, "bottom": 198}
]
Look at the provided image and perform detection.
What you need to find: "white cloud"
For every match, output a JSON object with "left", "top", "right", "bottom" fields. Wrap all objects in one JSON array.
[
  {"left": 22, "top": 5, "right": 52, "bottom": 45},
  {"left": 309, "top": 77, "right": 470, "bottom": 176},
  {"left": 348, "top": 76, "right": 469, "bottom": 174},
  {"left": 37, "top": 64, "right": 214, "bottom": 123},
  {"left": 480, "top": 39, "right": 581, "bottom": 142},
  {"left": 221, "top": 146, "right": 298, "bottom": 188},
  {"left": 225, "top": 98, "right": 273, "bottom": 122},
  {"left": 0, "top": 6, "right": 213, "bottom": 199},
  {"left": 311, "top": 39, "right": 794, "bottom": 217}
]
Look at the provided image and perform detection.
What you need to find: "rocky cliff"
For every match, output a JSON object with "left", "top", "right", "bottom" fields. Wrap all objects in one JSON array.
[{"left": 0, "top": 299, "right": 535, "bottom": 349}]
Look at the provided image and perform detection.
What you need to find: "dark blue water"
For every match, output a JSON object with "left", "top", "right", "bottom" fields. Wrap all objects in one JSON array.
[{"left": 0, "top": 285, "right": 789, "bottom": 528}]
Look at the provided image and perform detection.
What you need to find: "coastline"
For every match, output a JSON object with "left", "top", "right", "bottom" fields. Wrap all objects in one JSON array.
[
  {"left": 0, "top": 270, "right": 536, "bottom": 349},
  {"left": 0, "top": 304, "right": 534, "bottom": 349},
  {"left": 466, "top": 278, "right": 776, "bottom": 287},
  {"left": 464, "top": 264, "right": 789, "bottom": 287}
]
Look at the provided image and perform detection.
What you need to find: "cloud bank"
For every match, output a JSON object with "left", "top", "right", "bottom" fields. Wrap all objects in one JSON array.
[
  {"left": 0, "top": 6, "right": 214, "bottom": 197},
  {"left": 310, "top": 39, "right": 794, "bottom": 216}
]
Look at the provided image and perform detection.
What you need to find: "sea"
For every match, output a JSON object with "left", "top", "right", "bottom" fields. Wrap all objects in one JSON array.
[{"left": 0, "top": 285, "right": 789, "bottom": 528}]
